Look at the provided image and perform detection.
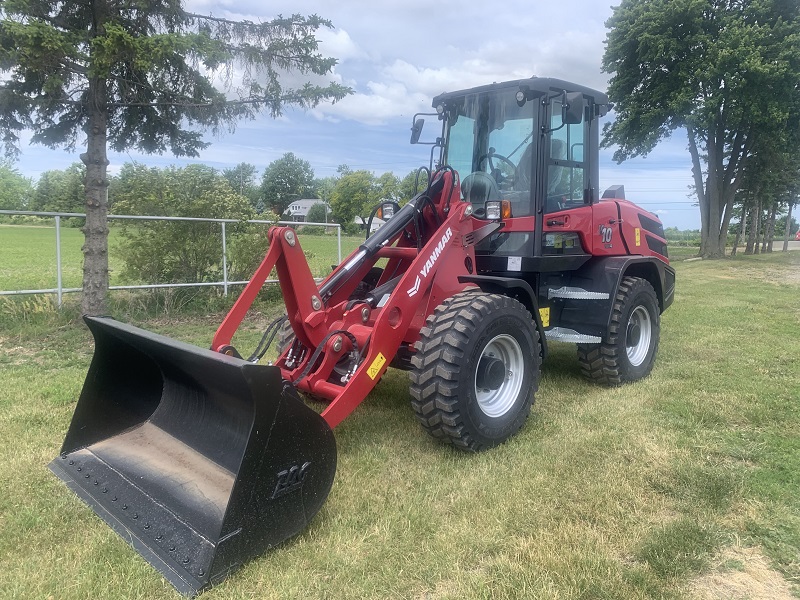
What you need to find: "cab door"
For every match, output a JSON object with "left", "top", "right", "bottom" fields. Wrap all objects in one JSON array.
[{"left": 541, "top": 94, "right": 593, "bottom": 256}]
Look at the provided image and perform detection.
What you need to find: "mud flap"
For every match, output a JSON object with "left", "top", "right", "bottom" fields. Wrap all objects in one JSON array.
[{"left": 49, "top": 316, "right": 337, "bottom": 596}]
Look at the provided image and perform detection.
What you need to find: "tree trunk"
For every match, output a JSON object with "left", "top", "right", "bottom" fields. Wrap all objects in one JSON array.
[
  {"left": 731, "top": 212, "right": 745, "bottom": 257},
  {"left": 753, "top": 204, "right": 762, "bottom": 255},
  {"left": 783, "top": 202, "right": 793, "bottom": 252},
  {"left": 687, "top": 125, "right": 709, "bottom": 258},
  {"left": 762, "top": 204, "right": 776, "bottom": 253},
  {"left": 745, "top": 199, "right": 760, "bottom": 254},
  {"left": 741, "top": 208, "right": 747, "bottom": 243},
  {"left": 80, "top": 2, "right": 110, "bottom": 316}
]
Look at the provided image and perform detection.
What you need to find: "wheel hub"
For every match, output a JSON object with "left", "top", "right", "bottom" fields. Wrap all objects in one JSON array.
[
  {"left": 474, "top": 334, "right": 524, "bottom": 418},
  {"left": 626, "top": 322, "right": 641, "bottom": 347},
  {"left": 626, "top": 305, "right": 652, "bottom": 367},
  {"left": 476, "top": 356, "right": 506, "bottom": 391}
]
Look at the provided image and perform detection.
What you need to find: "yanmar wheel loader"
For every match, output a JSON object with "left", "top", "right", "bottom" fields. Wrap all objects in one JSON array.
[{"left": 50, "top": 77, "right": 675, "bottom": 595}]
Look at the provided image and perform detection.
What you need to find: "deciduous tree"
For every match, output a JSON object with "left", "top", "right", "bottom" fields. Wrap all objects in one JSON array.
[
  {"left": 305, "top": 201, "right": 329, "bottom": 224},
  {"left": 31, "top": 163, "right": 85, "bottom": 215},
  {"left": 0, "top": 160, "right": 32, "bottom": 210},
  {"left": 260, "top": 152, "right": 315, "bottom": 216},
  {"left": 330, "top": 169, "right": 377, "bottom": 228},
  {"left": 602, "top": 0, "right": 800, "bottom": 258},
  {"left": 0, "top": 2, "right": 350, "bottom": 314},
  {"left": 399, "top": 169, "right": 427, "bottom": 203},
  {"left": 223, "top": 163, "right": 260, "bottom": 211}
]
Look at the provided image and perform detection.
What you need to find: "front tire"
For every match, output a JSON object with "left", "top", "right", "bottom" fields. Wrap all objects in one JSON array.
[
  {"left": 577, "top": 276, "right": 660, "bottom": 386},
  {"left": 409, "top": 292, "right": 541, "bottom": 452}
]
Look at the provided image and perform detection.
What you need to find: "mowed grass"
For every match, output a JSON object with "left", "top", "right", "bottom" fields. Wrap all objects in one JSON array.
[
  {"left": 0, "top": 223, "right": 365, "bottom": 292},
  {"left": 0, "top": 249, "right": 799, "bottom": 599}
]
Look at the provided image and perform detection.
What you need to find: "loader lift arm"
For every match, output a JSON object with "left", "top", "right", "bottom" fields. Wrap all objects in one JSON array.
[{"left": 212, "top": 169, "right": 475, "bottom": 428}]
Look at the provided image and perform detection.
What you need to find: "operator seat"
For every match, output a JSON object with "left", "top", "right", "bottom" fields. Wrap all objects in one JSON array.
[{"left": 461, "top": 171, "right": 500, "bottom": 207}]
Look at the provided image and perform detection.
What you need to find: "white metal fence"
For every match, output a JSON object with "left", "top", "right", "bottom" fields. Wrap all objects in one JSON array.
[{"left": 0, "top": 210, "right": 342, "bottom": 307}]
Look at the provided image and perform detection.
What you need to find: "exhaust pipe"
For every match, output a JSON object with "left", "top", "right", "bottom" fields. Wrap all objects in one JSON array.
[{"left": 49, "top": 316, "right": 337, "bottom": 596}]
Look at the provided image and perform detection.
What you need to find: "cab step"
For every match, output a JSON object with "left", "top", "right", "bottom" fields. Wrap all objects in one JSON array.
[
  {"left": 547, "top": 286, "right": 610, "bottom": 300},
  {"left": 544, "top": 327, "right": 602, "bottom": 344}
]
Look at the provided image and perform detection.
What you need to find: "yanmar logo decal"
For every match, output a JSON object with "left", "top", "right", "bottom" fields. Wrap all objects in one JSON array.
[{"left": 407, "top": 227, "right": 453, "bottom": 297}]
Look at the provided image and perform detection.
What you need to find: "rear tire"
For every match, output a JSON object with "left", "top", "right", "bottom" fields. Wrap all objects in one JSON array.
[
  {"left": 409, "top": 291, "right": 541, "bottom": 452},
  {"left": 577, "top": 276, "right": 660, "bottom": 386}
]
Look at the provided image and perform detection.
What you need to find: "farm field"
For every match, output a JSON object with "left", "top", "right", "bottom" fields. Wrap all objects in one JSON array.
[{"left": 0, "top": 244, "right": 798, "bottom": 599}]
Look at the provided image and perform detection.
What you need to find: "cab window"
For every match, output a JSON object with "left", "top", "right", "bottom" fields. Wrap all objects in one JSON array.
[{"left": 546, "top": 97, "right": 586, "bottom": 214}]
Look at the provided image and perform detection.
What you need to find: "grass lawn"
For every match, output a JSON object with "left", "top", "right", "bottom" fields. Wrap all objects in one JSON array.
[
  {"left": 0, "top": 223, "right": 365, "bottom": 293},
  {"left": 0, "top": 249, "right": 798, "bottom": 599}
]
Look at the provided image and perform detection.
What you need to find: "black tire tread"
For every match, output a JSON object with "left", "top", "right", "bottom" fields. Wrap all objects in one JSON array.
[
  {"left": 577, "top": 275, "right": 658, "bottom": 386},
  {"left": 409, "top": 291, "right": 539, "bottom": 451}
]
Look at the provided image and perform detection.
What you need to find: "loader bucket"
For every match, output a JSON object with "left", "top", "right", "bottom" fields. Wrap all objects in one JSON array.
[{"left": 49, "top": 316, "right": 337, "bottom": 596}]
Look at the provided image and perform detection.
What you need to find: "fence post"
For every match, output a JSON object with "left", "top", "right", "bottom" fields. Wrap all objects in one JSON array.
[
  {"left": 55, "top": 215, "right": 63, "bottom": 308},
  {"left": 337, "top": 225, "right": 342, "bottom": 264},
  {"left": 221, "top": 222, "right": 228, "bottom": 296}
]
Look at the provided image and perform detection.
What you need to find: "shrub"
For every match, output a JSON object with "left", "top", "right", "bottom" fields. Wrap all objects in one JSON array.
[{"left": 113, "top": 164, "right": 254, "bottom": 284}]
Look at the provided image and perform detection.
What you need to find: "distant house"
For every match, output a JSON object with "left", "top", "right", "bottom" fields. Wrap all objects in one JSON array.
[{"left": 286, "top": 199, "right": 330, "bottom": 223}]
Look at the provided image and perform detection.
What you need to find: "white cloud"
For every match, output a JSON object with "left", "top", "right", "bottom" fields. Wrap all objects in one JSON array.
[{"left": 317, "top": 28, "right": 366, "bottom": 63}]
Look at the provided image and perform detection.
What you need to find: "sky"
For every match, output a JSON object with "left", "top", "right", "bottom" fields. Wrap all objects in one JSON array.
[{"left": 11, "top": 0, "right": 701, "bottom": 230}]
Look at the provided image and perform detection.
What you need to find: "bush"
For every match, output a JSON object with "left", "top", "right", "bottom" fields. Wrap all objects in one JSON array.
[
  {"left": 300, "top": 224, "right": 326, "bottom": 235},
  {"left": 113, "top": 164, "right": 254, "bottom": 284},
  {"left": 226, "top": 225, "right": 271, "bottom": 282}
]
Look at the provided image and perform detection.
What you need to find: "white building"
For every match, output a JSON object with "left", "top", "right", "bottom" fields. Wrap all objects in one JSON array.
[{"left": 286, "top": 199, "right": 331, "bottom": 223}]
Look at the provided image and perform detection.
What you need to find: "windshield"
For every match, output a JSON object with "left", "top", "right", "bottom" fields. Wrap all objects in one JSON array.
[{"left": 444, "top": 89, "right": 538, "bottom": 216}]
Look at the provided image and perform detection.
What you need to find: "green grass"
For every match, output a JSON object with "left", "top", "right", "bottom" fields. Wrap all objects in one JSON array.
[
  {"left": 0, "top": 223, "right": 89, "bottom": 290},
  {"left": 1, "top": 248, "right": 799, "bottom": 599},
  {"left": 0, "top": 223, "right": 365, "bottom": 292}
]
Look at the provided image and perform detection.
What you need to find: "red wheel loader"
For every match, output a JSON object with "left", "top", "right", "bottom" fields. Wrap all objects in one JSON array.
[{"left": 50, "top": 77, "right": 675, "bottom": 595}]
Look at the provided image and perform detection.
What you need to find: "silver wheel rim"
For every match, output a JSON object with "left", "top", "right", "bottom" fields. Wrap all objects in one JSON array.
[
  {"left": 626, "top": 305, "right": 652, "bottom": 367},
  {"left": 474, "top": 334, "right": 525, "bottom": 418}
]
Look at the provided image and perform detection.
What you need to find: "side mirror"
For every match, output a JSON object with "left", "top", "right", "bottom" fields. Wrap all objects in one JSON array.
[
  {"left": 410, "top": 118, "right": 425, "bottom": 144},
  {"left": 562, "top": 91, "right": 584, "bottom": 125}
]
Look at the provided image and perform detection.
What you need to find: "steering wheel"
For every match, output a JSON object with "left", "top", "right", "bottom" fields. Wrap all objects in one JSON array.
[{"left": 477, "top": 148, "right": 517, "bottom": 187}]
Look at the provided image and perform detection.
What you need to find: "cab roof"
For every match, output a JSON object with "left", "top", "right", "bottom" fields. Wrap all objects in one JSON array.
[{"left": 431, "top": 76, "right": 609, "bottom": 108}]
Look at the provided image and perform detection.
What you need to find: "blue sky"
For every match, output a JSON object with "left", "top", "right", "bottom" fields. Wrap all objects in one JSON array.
[{"left": 11, "top": 0, "right": 701, "bottom": 229}]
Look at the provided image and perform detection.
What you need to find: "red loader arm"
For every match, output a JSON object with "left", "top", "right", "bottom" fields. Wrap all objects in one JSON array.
[{"left": 213, "top": 170, "right": 478, "bottom": 428}]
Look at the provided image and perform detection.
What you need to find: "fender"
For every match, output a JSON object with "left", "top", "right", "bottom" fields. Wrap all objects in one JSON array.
[
  {"left": 557, "top": 256, "right": 675, "bottom": 338},
  {"left": 457, "top": 274, "right": 548, "bottom": 360}
]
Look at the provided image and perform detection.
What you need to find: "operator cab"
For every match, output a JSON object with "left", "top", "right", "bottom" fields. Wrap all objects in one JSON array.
[{"left": 415, "top": 77, "right": 610, "bottom": 268}]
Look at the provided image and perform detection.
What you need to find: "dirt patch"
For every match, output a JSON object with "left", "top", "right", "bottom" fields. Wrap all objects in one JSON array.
[{"left": 688, "top": 545, "right": 796, "bottom": 600}]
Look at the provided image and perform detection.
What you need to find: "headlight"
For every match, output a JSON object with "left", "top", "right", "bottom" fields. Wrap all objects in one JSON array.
[
  {"left": 484, "top": 200, "right": 512, "bottom": 221},
  {"left": 485, "top": 201, "right": 502, "bottom": 220}
]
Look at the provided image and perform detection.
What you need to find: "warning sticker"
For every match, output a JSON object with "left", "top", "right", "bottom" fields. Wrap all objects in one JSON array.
[
  {"left": 635, "top": 228, "right": 641, "bottom": 247},
  {"left": 367, "top": 352, "right": 387, "bottom": 380},
  {"left": 539, "top": 307, "right": 550, "bottom": 328}
]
